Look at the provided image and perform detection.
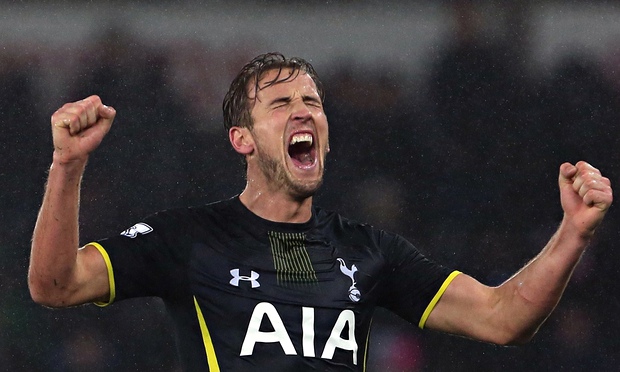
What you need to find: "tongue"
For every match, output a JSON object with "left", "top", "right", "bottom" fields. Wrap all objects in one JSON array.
[
  {"left": 289, "top": 143, "right": 314, "bottom": 166},
  {"left": 295, "top": 152, "right": 314, "bottom": 166}
]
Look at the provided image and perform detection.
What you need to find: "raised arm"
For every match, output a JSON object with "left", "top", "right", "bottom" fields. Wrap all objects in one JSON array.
[
  {"left": 425, "top": 161, "right": 612, "bottom": 345},
  {"left": 29, "top": 95, "right": 116, "bottom": 307}
]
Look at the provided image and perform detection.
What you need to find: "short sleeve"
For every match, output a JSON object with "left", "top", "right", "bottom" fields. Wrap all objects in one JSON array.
[
  {"left": 377, "top": 232, "right": 460, "bottom": 328},
  {"left": 92, "top": 210, "right": 192, "bottom": 304}
]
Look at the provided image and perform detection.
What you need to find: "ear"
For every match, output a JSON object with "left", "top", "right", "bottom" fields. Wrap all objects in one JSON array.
[{"left": 229, "top": 126, "right": 254, "bottom": 155}]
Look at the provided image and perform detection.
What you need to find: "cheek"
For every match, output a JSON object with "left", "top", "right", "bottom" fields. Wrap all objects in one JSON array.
[
  {"left": 318, "top": 117, "right": 329, "bottom": 140},
  {"left": 252, "top": 130, "right": 285, "bottom": 156}
]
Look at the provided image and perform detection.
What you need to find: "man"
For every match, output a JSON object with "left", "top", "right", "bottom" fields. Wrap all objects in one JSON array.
[{"left": 29, "top": 53, "right": 612, "bottom": 371}]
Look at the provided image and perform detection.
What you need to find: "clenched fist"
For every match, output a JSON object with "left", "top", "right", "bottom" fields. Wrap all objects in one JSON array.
[
  {"left": 51, "top": 95, "right": 116, "bottom": 164},
  {"left": 558, "top": 161, "right": 613, "bottom": 238}
]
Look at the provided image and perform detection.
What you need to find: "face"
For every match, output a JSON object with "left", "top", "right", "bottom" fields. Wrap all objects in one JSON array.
[{"left": 246, "top": 69, "right": 329, "bottom": 199}]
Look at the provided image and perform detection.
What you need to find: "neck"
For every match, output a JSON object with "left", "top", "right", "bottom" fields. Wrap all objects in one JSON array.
[{"left": 239, "top": 185, "right": 313, "bottom": 223}]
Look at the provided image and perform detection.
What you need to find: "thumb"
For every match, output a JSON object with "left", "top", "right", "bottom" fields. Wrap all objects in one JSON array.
[
  {"left": 558, "top": 162, "right": 577, "bottom": 189},
  {"left": 97, "top": 104, "right": 116, "bottom": 120}
]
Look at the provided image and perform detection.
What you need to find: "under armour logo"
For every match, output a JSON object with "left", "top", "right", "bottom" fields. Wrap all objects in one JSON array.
[
  {"left": 230, "top": 269, "right": 261, "bottom": 288},
  {"left": 337, "top": 258, "right": 361, "bottom": 302},
  {"left": 120, "top": 223, "right": 153, "bottom": 238}
]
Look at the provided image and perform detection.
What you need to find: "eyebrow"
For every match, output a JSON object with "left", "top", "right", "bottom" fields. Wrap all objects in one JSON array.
[
  {"left": 269, "top": 96, "right": 292, "bottom": 106},
  {"left": 268, "top": 94, "right": 322, "bottom": 107}
]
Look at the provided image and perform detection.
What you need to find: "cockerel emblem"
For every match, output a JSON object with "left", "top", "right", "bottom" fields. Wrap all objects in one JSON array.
[{"left": 337, "top": 258, "right": 361, "bottom": 302}]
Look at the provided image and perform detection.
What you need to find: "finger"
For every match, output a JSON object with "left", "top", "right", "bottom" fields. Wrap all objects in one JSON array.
[
  {"left": 51, "top": 103, "right": 83, "bottom": 135},
  {"left": 51, "top": 103, "right": 73, "bottom": 128},
  {"left": 69, "top": 117, "right": 84, "bottom": 135},
  {"left": 51, "top": 97, "right": 101, "bottom": 135},
  {"left": 53, "top": 117, "right": 71, "bottom": 129},
  {"left": 558, "top": 162, "right": 577, "bottom": 186},
  {"left": 69, "top": 99, "right": 97, "bottom": 135},
  {"left": 570, "top": 162, "right": 612, "bottom": 209},
  {"left": 582, "top": 187, "right": 613, "bottom": 211},
  {"left": 574, "top": 161, "right": 600, "bottom": 180},
  {"left": 52, "top": 111, "right": 81, "bottom": 135},
  {"left": 577, "top": 177, "right": 605, "bottom": 199},
  {"left": 81, "top": 95, "right": 115, "bottom": 128},
  {"left": 81, "top": 98, "right": 98, "bottom": 129},
  {"left": 573, "top": 163, "right": 603, "bottom": 194},
  {"left": 572, "top": 173, "right": 587, "bottom": 195}
]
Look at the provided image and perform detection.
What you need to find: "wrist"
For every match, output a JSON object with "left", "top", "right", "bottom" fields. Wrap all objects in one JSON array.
[
  {"left": 557, "top": 216, "right": 593, "bottom": 246},
  {"left": 50, "top": 153, "right": 88, "bottom": 179},
  {"left": 51, "top": 151, "right": 88, "bottom": 169}
]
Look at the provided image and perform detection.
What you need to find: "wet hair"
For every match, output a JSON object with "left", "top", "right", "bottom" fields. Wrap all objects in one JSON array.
[{"left": 222, "top": 52, "right": 324, "bottom": 132}]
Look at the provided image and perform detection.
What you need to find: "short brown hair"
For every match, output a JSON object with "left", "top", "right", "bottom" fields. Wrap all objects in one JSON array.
[{"left": 222, "top": 52, "right": 324, "bottom": 132}]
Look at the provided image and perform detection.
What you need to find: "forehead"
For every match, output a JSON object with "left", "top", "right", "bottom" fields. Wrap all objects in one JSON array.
[{"left": 248, "top": 68, "right": 319, "bottom": 100}]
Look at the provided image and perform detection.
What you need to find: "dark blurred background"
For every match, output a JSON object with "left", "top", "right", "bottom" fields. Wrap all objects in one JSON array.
[{"left": 1, "top": 0, "right": 619, "bottom": 370}]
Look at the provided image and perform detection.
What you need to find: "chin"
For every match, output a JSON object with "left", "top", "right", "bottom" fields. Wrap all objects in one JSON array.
[{"left": 289, "top": 178, "right": 323, "bottom": 200}]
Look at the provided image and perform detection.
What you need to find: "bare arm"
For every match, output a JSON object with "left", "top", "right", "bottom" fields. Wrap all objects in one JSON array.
[
  {"left": 28, "top": 95, "right": 116, "bottom": 307},
  {"left": 425, "top": 161, "right": 612, "bottom": 345}
]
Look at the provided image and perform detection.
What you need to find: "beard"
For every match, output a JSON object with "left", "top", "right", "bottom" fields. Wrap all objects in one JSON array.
[{"left": 255, "top": 142, "right": 324, "bottom": 200}]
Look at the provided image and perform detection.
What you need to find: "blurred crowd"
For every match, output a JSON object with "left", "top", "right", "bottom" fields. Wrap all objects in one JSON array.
[{"left": 1, "top": 2, "right": 620, "bottom": 371}]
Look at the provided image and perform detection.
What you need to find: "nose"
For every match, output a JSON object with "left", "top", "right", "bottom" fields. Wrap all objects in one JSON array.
[{"left": 290, "top": 99, "right": 312, "bottom": 122}]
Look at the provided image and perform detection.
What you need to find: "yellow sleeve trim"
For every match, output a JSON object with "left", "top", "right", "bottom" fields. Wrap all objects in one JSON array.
[
  {"left": 362, "top": 317, "right": 373, "bottom": 372},
  {"left": 194, "top": 296, "right": 220, "bottom": 371},
  {"left": 89, "top": 242, "right": 116, "bottom": 307},
  {"left": 418, "top": 270, "right": 461, "bottom": 329}
]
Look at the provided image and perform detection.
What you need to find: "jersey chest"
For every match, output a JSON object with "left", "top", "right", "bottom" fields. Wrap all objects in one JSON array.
[
  {"left": 186, "top": 227, "right": 385, "bottom": 368},
  {"left": 188, "top": 227, "right": 383, "bottom": 308}
]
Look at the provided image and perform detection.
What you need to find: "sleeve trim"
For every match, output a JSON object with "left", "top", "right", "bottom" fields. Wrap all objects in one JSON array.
[
  {"left": 89, "top": 242, "right": 117, "bottom": 307},
  {"left": 194, "top": 296, "right": 221, "bottom": 371},
  {"left": 418, "top": 270, "right": 461, "bottom": 329}
]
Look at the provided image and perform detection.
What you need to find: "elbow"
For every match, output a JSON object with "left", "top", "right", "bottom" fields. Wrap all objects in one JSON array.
[
  {"left": 30, "top": 289, "right": 71, "bottom": 309},
  {"left": 28, "top": 275, "right": 72, "bottom": 308},
  {"left": 493, "top": 326, "right": 539, "bottom": 346},
  {"left": 498, "top": 333, "right": 535, "bottom": 346}
]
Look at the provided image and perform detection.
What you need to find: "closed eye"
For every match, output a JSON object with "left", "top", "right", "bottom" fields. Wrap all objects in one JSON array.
[
  {"left": 303, "top": 96, "right": 322, "bottom": 108},
  {"left": 268, "top": 95, "right": 322, "bottom": 109},
  {"left": 270, "top": 97, "right": 291, "bottom": 109}
]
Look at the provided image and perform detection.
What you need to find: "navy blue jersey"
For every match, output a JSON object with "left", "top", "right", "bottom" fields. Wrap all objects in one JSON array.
[{"left": 93, "top": 196, "right": 459, "bottom": 371}]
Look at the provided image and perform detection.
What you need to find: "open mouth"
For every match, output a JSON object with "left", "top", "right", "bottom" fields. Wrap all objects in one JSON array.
[{"left": 288, "top": 132, "right": 316, "bottom": 168}]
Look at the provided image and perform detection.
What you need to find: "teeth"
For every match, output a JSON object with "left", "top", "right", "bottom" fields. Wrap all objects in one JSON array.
[{"left": 290, "top": 133, "right": 313, "bottom": 145}]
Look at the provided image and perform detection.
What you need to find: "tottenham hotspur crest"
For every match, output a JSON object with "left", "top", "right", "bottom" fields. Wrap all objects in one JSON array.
[{"left": 337, "top": 258, "right": 361, "bottom": 302}]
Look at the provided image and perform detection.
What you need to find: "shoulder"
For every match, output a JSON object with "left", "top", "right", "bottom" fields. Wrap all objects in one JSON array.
[
  {"left": 314, "top": 206, "right": 369, "bottom": 231},
  {"left": 313, "top": 206, "right": 400, "bottom": 247},
  {"left": 119, "top": 197, "right": 238, "bottom": 241},
  {"left": 149, "top": 197, "right": 237, "bottom": 222}
]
